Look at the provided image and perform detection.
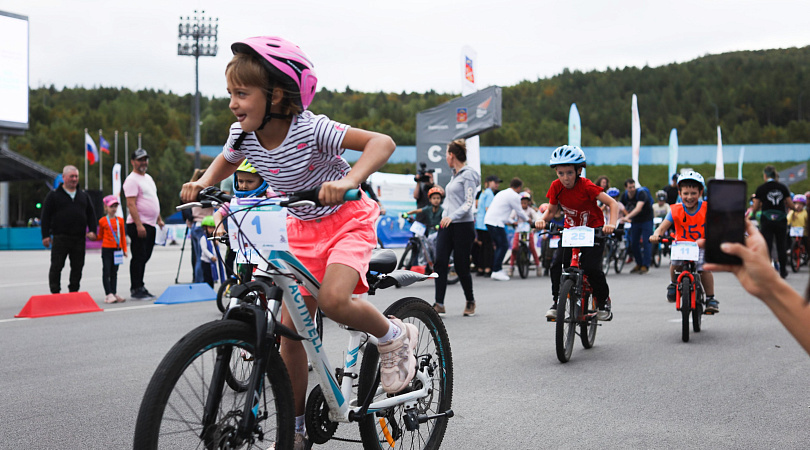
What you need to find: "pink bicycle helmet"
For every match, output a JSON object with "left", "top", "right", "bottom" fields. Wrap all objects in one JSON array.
[{"left": 231, "top": 36, "right": 318, "bottom": 111}]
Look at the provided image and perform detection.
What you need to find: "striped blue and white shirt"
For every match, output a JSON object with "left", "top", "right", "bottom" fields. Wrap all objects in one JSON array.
[{"left": 222, "top": 111, "right": 353, "bottom": 220}]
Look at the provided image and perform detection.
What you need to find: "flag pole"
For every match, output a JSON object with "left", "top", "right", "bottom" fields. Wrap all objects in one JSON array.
[
  {"left": 99, "top": 129, "right": 103, "bottom": 192},
  {"left": 123, "top": 131, "right": 129, "bottom": 219},
  {"left": 114, "top": 130, "right": 118, "bottom": 164},
  {"left": 84, "top": 128, "right": 88, "bottom": 189}
]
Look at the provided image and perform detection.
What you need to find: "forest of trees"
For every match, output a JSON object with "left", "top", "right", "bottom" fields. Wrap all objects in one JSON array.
[{"left": 7, "top": 46, "right": 810, "bottom": 223}]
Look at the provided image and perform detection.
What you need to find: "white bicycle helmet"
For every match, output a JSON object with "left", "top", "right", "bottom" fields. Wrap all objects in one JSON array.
[
  {"left": 677, "top": 170, "right": 705, "bottom": 188},
  {"left": 549, "top": 145, "right": 586, "bottom": 168}
]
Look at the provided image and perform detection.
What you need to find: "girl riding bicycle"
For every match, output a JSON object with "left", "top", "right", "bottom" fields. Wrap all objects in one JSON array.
[
  {"left": 535, "top": 145, "right": 618, "bottom": 321},
  {"left": 180, "top": 36, "right": 417, "bottom": 449}
]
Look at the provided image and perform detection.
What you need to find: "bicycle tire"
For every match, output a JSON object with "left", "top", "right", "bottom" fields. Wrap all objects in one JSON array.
[
  {"left": 614, "top": 247, "right": 627, "bottom": 274},
  {"left": 791, "top": 240, "right": 802, "bottom": 273},
  {"left": 517, "top": 245, "right": 530, "bottom": 279},
  {"left": 357, "top": 297, "right": 453, "bottom": 450},
  {"left": 652, "top": 243, "right": 662, "bottom": 268},
  {"left": 556, "top": 279, "right": 577, "bottom": 363},
  {"left": 579, "top": 290, "right": 597, "bottom": 349},
  {"left": 692, "top": 285, "right": 703, "bottom": 333},
  {"left": 398, "top": 243, "right": 416, "bottom": 270},
  {"left": 601, "top": 241, "right": 613, "bottom": 277},
  {"left": 133, "top": 320, "right": 295, "bottom": 449},
  {"left": 216, "top": 277, "right": 238, "bottom": 313},
  {"left": 680, "top": 278, "right": 692, "bottom": 342}
]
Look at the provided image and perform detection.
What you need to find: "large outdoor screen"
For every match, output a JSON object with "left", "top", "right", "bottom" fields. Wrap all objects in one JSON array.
[{"left": 0, "top": 10, "right": 29, "bottom": 134}]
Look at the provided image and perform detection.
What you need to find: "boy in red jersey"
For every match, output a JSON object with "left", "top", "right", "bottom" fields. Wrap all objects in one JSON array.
[
  {"left": 650, "top": 171, "right": 719, "bottom": 313},
  {"left": 535, "top": 145, "right": 619, "bottom": 320}
]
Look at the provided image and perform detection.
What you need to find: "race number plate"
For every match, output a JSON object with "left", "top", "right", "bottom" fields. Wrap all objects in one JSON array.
[
  {"left": 671, "top": 241, "right": 700, "bottom": 261},
  {"left": 516, "top": 222, "right": 531, "bottom": 232},
  {"left": 562, "top": 226, "right": 595, "bottom": 248},
  {"left": 228, "top": 198, "right": 289, "bottom": 253},
  {"left": 410, "top": 220, "right": 427, "bottom": 236},
  {"left": 790, "top": 226, "right": 804, "bottom": 237}
]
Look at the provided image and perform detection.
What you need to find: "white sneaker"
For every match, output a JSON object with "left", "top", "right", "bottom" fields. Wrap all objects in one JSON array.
[
  {"left": 491, "top": 270, "right": 510, "bottom": 281},
  {"left": 378, "top": 318, "right": 418, "bottom": 394}
]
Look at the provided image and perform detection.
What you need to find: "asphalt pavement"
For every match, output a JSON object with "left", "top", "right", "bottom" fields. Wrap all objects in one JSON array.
[{"left": 0, "top": 245, "right": 808, "bottom": 449}]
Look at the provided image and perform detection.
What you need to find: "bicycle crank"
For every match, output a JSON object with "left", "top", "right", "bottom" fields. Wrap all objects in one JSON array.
[{"left": 305, "top": 385, "right": 339, "bottom": 444}]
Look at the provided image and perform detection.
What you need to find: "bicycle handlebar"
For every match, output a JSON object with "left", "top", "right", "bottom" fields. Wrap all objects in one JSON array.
[{"left": 176, "top": 186, "right": 361, "bottom": 211}]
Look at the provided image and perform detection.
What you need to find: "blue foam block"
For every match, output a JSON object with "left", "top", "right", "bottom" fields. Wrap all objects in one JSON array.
[{"left": 155, "top": 283, "right": 217, "bottom": 304}]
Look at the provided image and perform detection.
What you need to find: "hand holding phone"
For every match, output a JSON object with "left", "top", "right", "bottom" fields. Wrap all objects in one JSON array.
[{"left": 704, "top": 179, "right": 747, "bottom": 265}]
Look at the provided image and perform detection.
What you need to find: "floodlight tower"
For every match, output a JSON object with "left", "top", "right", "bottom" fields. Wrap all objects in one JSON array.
[{"left": 178, "top": 10, "right": 218, "bottom": 169}]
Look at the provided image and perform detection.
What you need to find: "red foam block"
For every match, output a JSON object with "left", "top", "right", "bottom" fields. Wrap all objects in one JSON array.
[{"left": 15, "top": 292, "right": 103, "bottom": 318}]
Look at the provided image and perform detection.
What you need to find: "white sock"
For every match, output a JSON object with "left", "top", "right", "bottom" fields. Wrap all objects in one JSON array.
[
  {"left": 378, "top": 319, "right": 401, "bottom": 344},
  {"left": 295, "top": 415, "right": 305, "bottom": 434}
]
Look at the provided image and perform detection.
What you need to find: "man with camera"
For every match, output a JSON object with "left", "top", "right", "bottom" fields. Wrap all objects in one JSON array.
[{"left": 414, "top": 162, "right": 436, "bottom": 209}]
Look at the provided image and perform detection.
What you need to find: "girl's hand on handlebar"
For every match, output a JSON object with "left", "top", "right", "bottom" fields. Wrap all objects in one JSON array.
[
  {"left": 319, "top": 179, "right": 355, "bottom": 206},
  {"left": 180, "top": 181, "right": 207, "bottom": 203}
]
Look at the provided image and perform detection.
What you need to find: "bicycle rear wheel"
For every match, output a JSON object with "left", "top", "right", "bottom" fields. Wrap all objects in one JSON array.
[
  {"left": 579, "top": 290, "right": 597, "bottom": 349},
  {"left": 134, "top": 320, "right": 295, "bottom": 449},
  {"left": 517, "top": 245, "right": 530, "bottom": 279},
  {"left": 358, "top": 297, "right": 453, "bottom": 450},
  {"left": 680, "top": 278, "right": 692, "bottom": 342},
  {"left": 556, "top": 279, "right": 577, "bottom": 363}
]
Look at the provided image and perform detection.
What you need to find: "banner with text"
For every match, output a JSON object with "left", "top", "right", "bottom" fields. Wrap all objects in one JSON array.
[{"left": 415, "top": 85, "right": 502, "bottom": 187}]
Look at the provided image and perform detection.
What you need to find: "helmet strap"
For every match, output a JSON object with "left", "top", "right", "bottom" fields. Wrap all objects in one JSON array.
[{"left": 257, "top": 90, "right": 292, "bottom": 131}]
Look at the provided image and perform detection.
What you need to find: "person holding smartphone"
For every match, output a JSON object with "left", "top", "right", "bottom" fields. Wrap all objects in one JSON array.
[
  {"left": 750, "top": 165, "right": 794, "bottom": 279},
  {"left": 650, "top": 171, "right": 718, "bottom": 313},
  {"left": 702, "top": 220, "right": 810, "bottom": 355}
]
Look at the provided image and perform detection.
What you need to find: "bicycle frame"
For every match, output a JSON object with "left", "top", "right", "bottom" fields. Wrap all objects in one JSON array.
[
  {"left": 561, "top": 248, "right": 595, "bottom": 321},
  {"left": 674, "top": 261, "right": 702, "bottom": 311},
  {"left": 253, "top": 250, "right": 433, "bottom": 424}
]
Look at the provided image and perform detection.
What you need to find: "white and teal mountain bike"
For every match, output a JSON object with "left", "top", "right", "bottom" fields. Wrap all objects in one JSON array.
[{"left": 133, "top": 186, "right": 454, "bottom": 449}]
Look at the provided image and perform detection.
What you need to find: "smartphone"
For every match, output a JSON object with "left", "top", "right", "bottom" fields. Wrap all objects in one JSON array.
[{"left": 704, "top": 179, "right": 747, "bottom": 265}]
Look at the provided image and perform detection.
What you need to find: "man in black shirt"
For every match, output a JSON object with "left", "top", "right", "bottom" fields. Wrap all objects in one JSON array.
[
  {"left": 41, "top": 166, "right": 97, "bottom": 293},
  {"left": 662, "top": 173, "right": 679, "bottom": 205},
  {"left": 619, "top": 178, "right": 654, "bottom": 274},
  {"left": 751, "top": 165, "right": 794, "bottom": 278}
]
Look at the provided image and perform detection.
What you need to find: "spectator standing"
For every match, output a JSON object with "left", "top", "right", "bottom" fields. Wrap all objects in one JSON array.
[
  {"left": 750, "top": 165, "right": 794, "bottom": 278},
  {"left": 663, "top": 173, "right": 680, "bottom": 205},
  {"left": 124, "top": 148, "right": 164, "bottom": 299},
  {"left": 413, "top": 170, "right": 435, "bottom": 209},
  {"left": 40, "top": 165, "right": 97, "bottom": 293},
  {"left": 474, "top": 175, "right": 501, "bottom": 276},
  {"left": 97, "top": 195, "right": 127, "bottom": 303},
  {"left": 619, "top": 178, "right": 654, "bottom": 274},
  {"left": 433, "top": 139, "right": 480, "bottom": 316},
  {"left": 484, "top": 177, "right": 529, "bottom": 281}
]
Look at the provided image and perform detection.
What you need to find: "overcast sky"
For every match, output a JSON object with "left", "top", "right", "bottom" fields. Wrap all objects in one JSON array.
[{"left": 4, "top": 0, "right": 810, "bottom": 99}]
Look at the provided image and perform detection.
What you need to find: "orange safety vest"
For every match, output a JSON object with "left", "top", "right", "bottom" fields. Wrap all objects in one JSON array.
[{"left": 670, "top": 201, "right": 707, "bottom": 242}]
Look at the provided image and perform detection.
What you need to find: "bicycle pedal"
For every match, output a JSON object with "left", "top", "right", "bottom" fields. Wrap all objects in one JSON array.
[{"left": 547, "top": 317, "right": 556, "bottom": 322}]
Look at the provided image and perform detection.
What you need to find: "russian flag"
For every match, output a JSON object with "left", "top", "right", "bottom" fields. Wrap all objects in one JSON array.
[
  {"left": 85, "top": 131, "right": 99, "bottom": 165},
  {"left": 99, "top": 135, "right": 110, "bottom": 154}
]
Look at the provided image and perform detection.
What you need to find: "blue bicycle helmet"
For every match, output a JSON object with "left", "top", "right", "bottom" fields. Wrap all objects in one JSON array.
[
  {"left": 607, "top": 187, "right": 620, "bottom": 198},
  {"left": 233, "top": 160, "right": 269, "bottom": 198},
  {"left": 549, "top": 145, "right": 587, "bottom": 168}
]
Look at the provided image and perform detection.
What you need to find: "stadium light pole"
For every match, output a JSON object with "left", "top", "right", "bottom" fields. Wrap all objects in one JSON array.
[{"left": 178, "top": 10, "right": 218, "bottom": 169}]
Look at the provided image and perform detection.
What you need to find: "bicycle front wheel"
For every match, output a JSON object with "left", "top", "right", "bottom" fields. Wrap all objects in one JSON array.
[
  {"left": 134, "top": 320, "right": 295, "bottom": 449},
  {"left": 216, "top": 277, "right": 238, "bottom": 313},
  {"left": 614, "top": 247, "right": 627, "bottom": 274},
  {"left": 579, "top": 290, "right": 598, "bottom": 349},
  {"left": 791, "top": 240, "right": 802, "bottom": 273},
  {"left": 398, "top": 243, "right": 416, "bottom": 270},
  {"left": 517, "top": 245, "right": 530, "bottom": 279},
  {"left": 358, "top": 297, "right": 453, "bottom": 450},
  {"left": 652, "top": 243, "right": 662, "bottom": 268},
  {"left": 556, "top": 279, "right": 577, "bottom": 363},
  {"left": 680, "top": 278, "right": 692, "bottom": 342},
  {"left": 601, "top": 241, "right": 613, "bottom": 277}
]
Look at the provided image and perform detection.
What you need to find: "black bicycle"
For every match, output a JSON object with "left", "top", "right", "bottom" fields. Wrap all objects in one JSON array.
[
  {"left": 398, "top": 215, "right": 459, "bottom": 285},
  {"left": 601, "top": 225, "right": 627, "bottom": 276}
]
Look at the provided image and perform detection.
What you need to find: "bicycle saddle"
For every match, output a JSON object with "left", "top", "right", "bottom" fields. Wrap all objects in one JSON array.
[{"left": 369, "top": 249, "right": 397, "bottom": 274}]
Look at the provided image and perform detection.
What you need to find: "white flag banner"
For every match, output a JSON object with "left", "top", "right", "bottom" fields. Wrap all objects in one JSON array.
[
  {"left": 112, "top": 163, "right": 123, "bottom": 217},
  {"left": 668, "top": 128, "right": 678, "bottom": 185},
  {"left": 738, "top": 146, "right": 745, "bottom": 180},
  {"left": 631, "top": 94, "right": 640, "bottom": 185},
  {"left": 715, "top": 126, "right": 725, "bottom": 179}
]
